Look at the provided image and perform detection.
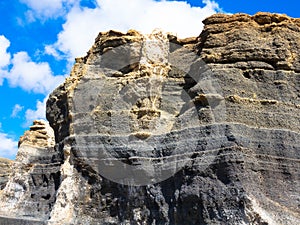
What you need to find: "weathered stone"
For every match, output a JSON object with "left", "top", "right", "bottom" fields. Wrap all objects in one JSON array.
[
  {"left": 0, "top": 158, "right": 12, "bottom": 190},
  {"left": 199, "top": 12, "right": 300, "bottom": 72},
  {"left": 0, "top": 12, "right": 299, "bottom": 225},
  {"left": 0, "top": 120, "right": 61, "bottom": 222}
]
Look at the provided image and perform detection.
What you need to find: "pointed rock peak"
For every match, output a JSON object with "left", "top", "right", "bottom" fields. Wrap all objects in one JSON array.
[{"left": 19, "top": 120, "right": 54, "bottom": 148}]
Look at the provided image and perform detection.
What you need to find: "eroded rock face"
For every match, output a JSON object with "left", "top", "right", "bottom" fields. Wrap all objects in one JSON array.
[
  {"left": 0, "top": 120, "right": 61, "bottom": 223},
  {"left": 0, "top": 158, "right": 12, "bottom": 190},
  {"left": 45, "top": 12, "right": 300, "bottom": 225},
  {"left": 0, "top": 12, "right": 300, "bottom": 225}
]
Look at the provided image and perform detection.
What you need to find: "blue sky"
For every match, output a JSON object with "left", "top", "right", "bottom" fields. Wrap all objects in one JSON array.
[{"left": 0, "top": 0, "right": 299, "bottom": 159}]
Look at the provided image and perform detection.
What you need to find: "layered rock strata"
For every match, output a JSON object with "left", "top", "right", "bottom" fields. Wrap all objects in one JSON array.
[
  {"left": 0, "top": 120, "right": 61, "bottom": 224},
  {"left": 0, "top": 12, "right": 299, "bottom": 225}
]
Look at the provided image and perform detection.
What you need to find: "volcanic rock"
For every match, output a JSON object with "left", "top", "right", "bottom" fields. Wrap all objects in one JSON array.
[{"left": 0, "top": 12, "right": 299, "bottom": 225}]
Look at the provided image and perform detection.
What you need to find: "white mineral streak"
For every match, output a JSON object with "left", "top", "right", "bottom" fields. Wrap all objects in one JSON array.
[{"left": 48, "top": 155, "right": 77, "bottom": 225}]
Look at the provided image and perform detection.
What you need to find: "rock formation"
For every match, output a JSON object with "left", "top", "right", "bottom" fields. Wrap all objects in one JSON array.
[
  {"left": 0, "top": 158, "right": 12, "bottom": 190},
  {"left": 0, "top": 120, "right": 61, "bottom": 224},
  {"left": 0, "top": 12, "right": 299, "bottom": 224}
]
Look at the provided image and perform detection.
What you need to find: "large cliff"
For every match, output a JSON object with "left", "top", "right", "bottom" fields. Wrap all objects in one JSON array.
[{"left": 0, "top": 12, "right": 299, "bottom": 225}]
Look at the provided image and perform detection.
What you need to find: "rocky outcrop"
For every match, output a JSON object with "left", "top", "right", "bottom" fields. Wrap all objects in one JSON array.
[
  {"left": 196, "top": 13, "right": 300, "bottom": 224},
  {"left": 0, "top": 120, "right": 61, "bottom": 223},
  {"left": 0, "top": 12, "right": 300, "bottom": 224},
  {"left": 0, "top": 158, "right": 12, "bottom": 190}
]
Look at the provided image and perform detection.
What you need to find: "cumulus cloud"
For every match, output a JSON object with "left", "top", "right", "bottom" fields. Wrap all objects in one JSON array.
[
  {"left": 20, "top": 0, "right": 77, "bottom": 20},
  {"left": 24, "top": 97, "right": 47, "bottom": 127},
  {"left": 44, "top": 45, "right": 63, "bottom": 60},
  {"left": 11, "top": 104, "right": 24, "bottom": 118},
  {"left": 48, "top": 0, "right": 222, "bottom": 61},
  {"left": 0, "top": 35, "right": 11, "bottom": 68},
  {"left": 0, "top": 35, "right": 11, "bottom": 85},
  {"left": 0, "top": 36, "right": 65, "bottom": 129},
  {"left": 0, "top": 36, "right": 65, "bottom": 94},
  {"left": 0, "top": 133, "right": 18, "bottom": 158},
  {"left": 6, "top": 52, "right": 65, "bottom": 94}
]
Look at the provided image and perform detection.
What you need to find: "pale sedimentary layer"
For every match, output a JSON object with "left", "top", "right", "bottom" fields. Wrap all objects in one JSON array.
[{"left": 0, "top": 12, "right": 299, "bottom": 224}]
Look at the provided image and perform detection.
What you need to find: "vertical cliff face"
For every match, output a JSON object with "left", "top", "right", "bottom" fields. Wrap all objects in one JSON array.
[
  {"left": 0, "top": 12, "right": 299, "bottom": 225},
  {"left": 196, "top": 13, "right": 300, "bottom": 224}
]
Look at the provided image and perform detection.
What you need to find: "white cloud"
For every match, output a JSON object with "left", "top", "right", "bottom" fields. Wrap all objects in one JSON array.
[
  {"left": 0, "top": 36, "right": 65, "bottom": 126},
  {"left": 0, "top": 35, "right": 11, "bottom": 68},
  {"left": 11, "top": 104, "right": 24, "bottom": 118},
  {"left": 24, "top": 97, "right": 47, "bottom": 127},
  {"left": 44, "top": 45, "right": 63, "bottom": 60},
  {"left": 48, "top": 0, "right": 221, "bottom": 61},
  {"left": 0, "top": 133, "right": 18, "bottom": 159},
  {"left": 20, "top": 0, "right": 78, "bottom": 20},
  {"left": 0, "top": 35, "right": 11, "bottom": 85},
  {"left": 6, "top": 51, "right": 65, "bottom": 94}
]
